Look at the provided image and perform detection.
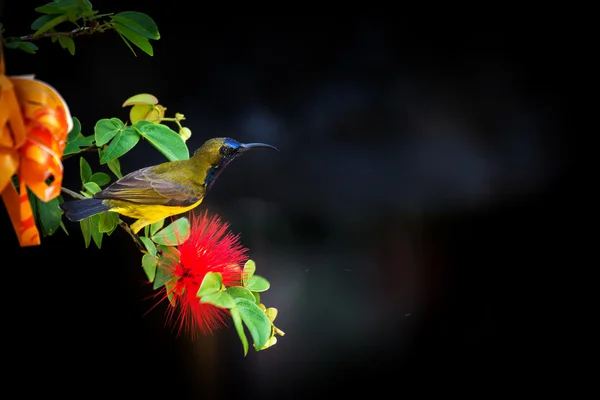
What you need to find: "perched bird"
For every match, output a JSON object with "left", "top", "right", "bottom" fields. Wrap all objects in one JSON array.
[{"left": 59, "top": 137, "right": 278, "bottom": 234}]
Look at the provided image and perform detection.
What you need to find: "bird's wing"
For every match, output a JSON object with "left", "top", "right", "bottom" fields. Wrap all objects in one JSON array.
[{"left": 93, "top": 166, "right": 202, "bottom": 206}]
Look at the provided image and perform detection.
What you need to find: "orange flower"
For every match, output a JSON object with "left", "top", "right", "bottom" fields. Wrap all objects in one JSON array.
[{"left": 0, "top": 42, "right": 72, "bottom": 246}]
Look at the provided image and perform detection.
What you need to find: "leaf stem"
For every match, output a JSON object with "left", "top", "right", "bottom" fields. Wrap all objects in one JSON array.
[{"left": 157, "top": 117, "right": 184, "bottom": 132}]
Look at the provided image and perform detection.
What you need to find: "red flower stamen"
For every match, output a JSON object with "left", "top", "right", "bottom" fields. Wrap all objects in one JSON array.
[{"left": 156, "top": 210, "right": 249, "bottom": 338}]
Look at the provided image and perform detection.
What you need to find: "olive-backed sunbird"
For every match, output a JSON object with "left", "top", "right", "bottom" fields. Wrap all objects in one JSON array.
[{"left": 59, "top": 137, "right": 278, "bottom": 234}]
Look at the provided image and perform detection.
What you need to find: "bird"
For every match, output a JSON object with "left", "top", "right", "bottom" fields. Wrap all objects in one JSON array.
[{"left": 59, "top": 137, "right": 278, "bottom": 234}]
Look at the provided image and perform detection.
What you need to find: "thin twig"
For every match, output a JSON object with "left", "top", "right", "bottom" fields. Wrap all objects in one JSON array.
[
  {"left": 61, "top": 186, "right": 86, "bottom": 200},
  {"left": 17, "top": 24, "right": 109, "bottom": 42},
  {"left": 119, "top": 220, "right": 147, "bottom": 253},
  {"left": 62, "top": 146, "right": 99, "bottom": 161},
  {"left": 61, "top": 187, "right": 147, "bottom": 253}
]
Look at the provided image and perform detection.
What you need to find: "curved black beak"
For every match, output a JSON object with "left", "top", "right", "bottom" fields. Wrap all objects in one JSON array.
[{"left": 238, "top": 142, "right": 279, "bottom": 153}]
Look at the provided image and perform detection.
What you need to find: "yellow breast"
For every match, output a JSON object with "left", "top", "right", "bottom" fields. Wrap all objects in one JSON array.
[{"left": 106, "top": 198, "right": 204, "bottom": 234}]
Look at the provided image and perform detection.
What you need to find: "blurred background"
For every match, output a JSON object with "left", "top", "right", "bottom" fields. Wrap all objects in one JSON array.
[{"left": 1, "top": 2, "right": 565, "bottom": 398}]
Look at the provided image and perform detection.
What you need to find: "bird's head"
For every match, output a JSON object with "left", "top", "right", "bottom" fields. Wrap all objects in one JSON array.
[
  {"left": 193, "top": 137, "right": 278, "bottom": 190},
  {"left": 194, "top": 137, "right": 278, "bottom": 164}
]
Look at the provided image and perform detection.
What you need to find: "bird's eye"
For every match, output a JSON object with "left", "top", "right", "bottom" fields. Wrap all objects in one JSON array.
[{"left": 220, "top": 146, "right": 235, "bottom": 156}]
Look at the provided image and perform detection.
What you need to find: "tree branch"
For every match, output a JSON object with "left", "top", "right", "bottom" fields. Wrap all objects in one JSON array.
[{"left": 16, "top": 23, "right": 110, "bottom": 42}]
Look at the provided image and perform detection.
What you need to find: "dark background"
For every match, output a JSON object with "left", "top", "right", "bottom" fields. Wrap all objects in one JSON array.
[{"left": 1, "top": 2, "right": 566, "bottom": 398}]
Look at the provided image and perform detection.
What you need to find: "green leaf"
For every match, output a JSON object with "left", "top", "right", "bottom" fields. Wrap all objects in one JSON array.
[
  {"left": 247, "top": 275, "right": 270, "bottom": 292},
  {"left": 57, "top": 35, "right": 75, "bottom": 55},
  {"left": 265, "top": 307, "right": 278, "bottom": 322},
  {"left": 3, "top": 39, "right": 39, "bottom": 54},
  {"left": 80, "top": 214, "right": 103, "bottom": 248},
  {"left": 261, "top": 336, "right": 278, "bottom": 350},
  {"left": 153, "top": 245, "right": 178, "bottom": 290},
  {"left": 3, "top": 40, "right": 19, "bottom": 49},
  {"left": 200, "top": 291, "right": 236, "bottom": 309},
  {"left": 231, "top": 307, "right": 249, "bottom": 356},
  {"left": 98, "top": 212, "right": 118, "bottom": 233},
  {"left": 243, "top": 259, "right": 256, "bottom": 286},
  {"left": 90, "top": 214, "right": 103, "bottom": 248},
  {"left": 79, "top": 156, "right": 92, "bottom": 183},
  {"left": 76, "top": 0, "right": 93, "bottom": 12},
  {"left": 226, "top": 286, "right": 256, "bottom": 303},
  {"left": 115, "top": 30, "right": 137, "bottom": 57},
  {"left": 153, "top": 264, "right": 174, "bottom": 290},
  {"left": 33, "top": 14, "right": 68, "bottom": 37},
  {"left": 77, "top": 0, "right": 93, "bottom": 10},
  {"left": 235, "top": 298, "right": 272, "bottom": 351},
  {"left": 113, "top": 22, "right": 153, "bottom": 56},
  {"left": 34, "top": 0, "right": 88, "bottom": 16},
  {"left": 151, "top": 217, "right": 189, "bottom": 246},
  {"left": 35, "top": 5, "right": 65, "bottom": 15},
  {"left": 112, "top": 12, "right": 160, "bottom": 40},
  {"left": 63, "top": 134, "right": 94, "bottom": 156},
  {"left": 122, "top": 93, "right": 158, "bottom": 107},
  {"left": 35, "top": 1, "right": 77, "bottom": 14},
  {"left": 35, "top": 197, "right": 62, "bottom": 236},
  {"left": 94, "top": 118, "right": 124, "bottom": 146},
  {"left": 137, "top": 123, "right": 190, "bottom": 161},
  {"left": 142, "top": 253, "right": 158, "bottom": 282},
  {"left": 103, "top": 151, "right": 123, "bottom": 179},
  {"left": 164, "top": 279, "right": 177, "bottom": 307},
  {"left": 18, "top": 42, "right": 39, "bottom": 54},
  {"left": 139, "top": 236, "right": 157, "bottom": 256},
  {"left": 80, "top": 217, "right": 92, "bottom": 248},
  {"left": 59, "top": 220, "right": 69, "bottom": 235},
  {"left": 81, "top": 9, "right": 97, "bottom": 19},
  {"left": 67, "top": 116, "right": 82, "bottom": 142},
  {"left": 99, "top": 127, "right": 140, "bottom": 164},
  {"left": 31, "top": 14, "right": 61, "bottom": 29},
  {"left": 157, "top": 244, "right": 180, "bottom": 260},
  {"left": 83, "top": 181, "right": 101, "bottom": 194},
  {"left": 150, "top": 219, "right": 164, "bottom": 236},
  {"left": 137, "top": 123, "right": 189, "bottom": 161},
  {"left": 197, "top": 272, "right": 223, "bottom": 297},
  {"left": 65, "top": 9, "right": 77, "bottom": 22},
  {"left": 133, "top": 120, "right": 153, "bottom": 129},
  {"left": 252, "top": 291, "right": 260, "bottom": 305},
  {"left": 89, "top": 172, "right": 111, "bottom": 187}
]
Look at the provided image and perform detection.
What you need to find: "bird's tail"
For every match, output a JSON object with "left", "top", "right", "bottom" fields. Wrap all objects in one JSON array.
[{"left": 59, "top": 198, "right": 110, "bottom": 221}]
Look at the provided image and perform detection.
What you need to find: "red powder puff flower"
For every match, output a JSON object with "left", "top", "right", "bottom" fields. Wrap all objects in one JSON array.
[{"left": 156, "top": 210, "right": 249, "bottom": 338}]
